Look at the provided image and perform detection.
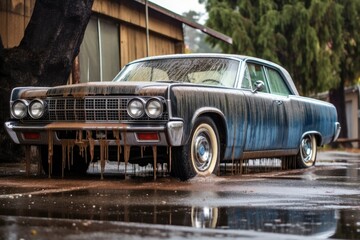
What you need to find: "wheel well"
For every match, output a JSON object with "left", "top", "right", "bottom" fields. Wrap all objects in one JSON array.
[
  {"left": 303, "top": 132, "right": 322, "bottom": 147},
  {"left": 198, "top": 113, "right": 227, "bottom": 160},
  {"left": 314, "top": 134, "right": 322, "bottom": 146}
]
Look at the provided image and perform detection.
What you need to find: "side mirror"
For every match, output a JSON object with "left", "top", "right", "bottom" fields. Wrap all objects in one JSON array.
[{"left": 252, "top": 80, "right": 265, "bottom": 93}]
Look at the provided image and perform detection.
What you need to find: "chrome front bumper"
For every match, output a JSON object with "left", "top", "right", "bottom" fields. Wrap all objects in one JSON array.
[{"left": 4, "top": 120, "right": 184, "bottom": 147}]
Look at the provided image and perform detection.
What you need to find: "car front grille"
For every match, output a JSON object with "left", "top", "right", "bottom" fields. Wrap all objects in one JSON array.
[{"left": 42, "top": 97, "right": 168, "bottom": 122}]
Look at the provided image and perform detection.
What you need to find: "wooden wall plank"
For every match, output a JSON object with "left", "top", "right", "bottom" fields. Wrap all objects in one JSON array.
[
  {"left": 7, "top": 12, "right": 24, "bottom": 47},
  {"left": 8, "top": 0, "right": 24, "bottom": 15},
  {"left": 150, "top": 34, "right": 176, "bottom": 56},
  {"left": 128, "top": 27, "right": 136, "bottom": 62},
  {"left": 107, "top": 0, "right": 119, "bottom": 19},
  {"left": 24, "top": 15, "right": 30, "bottom": 28},
  {"left": 24, "top": 0, "right": 30, "bottom": 16},
  {"left": 0, "top": 1, "right": 7, "bottom": 11},
  {"left": 93, "top": 0, "right": 184, "bottom": 41},
  {"left": 100, "top": 0, "right": 109, "bottom": 16},
  {"left": 119, "top": 20, "right": 183, "bottom": 66},
  {"left": 135, "top": 29, "right": 145, "bottom": 59},
  {"left": 149, "top": 12, "right": 183, "bottom": 41},
  {"left": 175, "top": 42, "right": 185, "bottom": 53},
  {"left": 120, "top": 0, "right": 152, "bottom": 29},
  {"left": 92, "top": 0, "right": 101, "bottom": 13},
  {"left": 24, "top": 0, "right": 35, "bottom": 17},
  {"left": 120, "top": 24, "right": 129, "bottom": 68}
]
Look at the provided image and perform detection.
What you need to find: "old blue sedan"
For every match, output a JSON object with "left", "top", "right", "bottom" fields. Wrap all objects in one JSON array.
[{"left": 5, "top": 54, "right": 340, "bottom": 180}]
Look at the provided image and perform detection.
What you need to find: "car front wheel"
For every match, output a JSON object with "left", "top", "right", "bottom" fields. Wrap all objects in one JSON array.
[
  {"left": 172, "top": 117, "right": 220, "bottom": 181},
  {"left": 296, "top": 134, "right": 317, "bottom": 168}
]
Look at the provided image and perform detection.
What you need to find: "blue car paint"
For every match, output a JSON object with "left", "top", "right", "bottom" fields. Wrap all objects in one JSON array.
[{"left": 169, "top": 84, "right": 337, "bottom": 161}]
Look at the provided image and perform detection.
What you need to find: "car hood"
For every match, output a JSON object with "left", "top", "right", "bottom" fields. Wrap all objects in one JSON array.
[{"left": 20, "top": 82, "right": 172, "bottom": 98}]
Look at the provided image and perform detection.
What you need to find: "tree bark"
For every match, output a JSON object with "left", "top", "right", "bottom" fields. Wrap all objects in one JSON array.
[{"left": 0, "top": 0, "right": 94, "bottom": 161}]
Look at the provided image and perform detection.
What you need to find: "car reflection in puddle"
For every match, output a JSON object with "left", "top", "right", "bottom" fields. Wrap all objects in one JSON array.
[
  {"left": 191, "top": 206, "right": 338, "bottom": 238},
  {"left": 1, "top": 154, "right": 360, "bottom": 239},
  {"left": 0, "top": 190, "right": 355, "bottom": 238}
]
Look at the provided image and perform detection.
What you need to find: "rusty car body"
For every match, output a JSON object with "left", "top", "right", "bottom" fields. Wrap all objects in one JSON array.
[{"left": 5, "top": 54, "right": 341, "bottom": 180}]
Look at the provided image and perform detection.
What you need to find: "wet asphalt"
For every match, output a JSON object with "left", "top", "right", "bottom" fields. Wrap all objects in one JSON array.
[{"left": 0, "top": 151, "right": 359, "bottom": 239}]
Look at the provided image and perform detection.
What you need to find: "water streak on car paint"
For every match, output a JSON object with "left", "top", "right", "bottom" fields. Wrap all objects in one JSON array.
[
  {"left": 99, "top": 139, "right": 108, "bottom": 180},
  {"left": 113, "top": 130, "right": 122, "bottom": 170},
  {"left": 87, "top": 131, "right": 95, "bottom": 164},
  {"left": 124, "top": 145, "right": 131, "bottom": 178},
  {"left": 61, "top": 139, "right": 74, "bottom": 178},
  {"left": 42, "top": 83, "right": 168, "bottom": 98},
  {"left": 20, "top": 89, "right": 48, "bottom": 99},
  {"left": 171, "top": 86, "right": 337, "bottom": 165},
  {"left": 169, "top": 147, "right": 172, "bottom": 172},
  {"left": 47, "top": 130, "right": 53, "bottom": 178},
  {"left": 24, "top": 146, "right": 32, "bottom": 176},
  {"left": 42, "top": 133, "right": 160, "bottom": 180},
  {"left": 152, "top": 146, "right": 157, "bottom": 180},
  {"left": 20, "top": 84, "right": 337, "bottom": 179},
  {"left": 171, "top": 86, "right": 248, "bottom": 160}
]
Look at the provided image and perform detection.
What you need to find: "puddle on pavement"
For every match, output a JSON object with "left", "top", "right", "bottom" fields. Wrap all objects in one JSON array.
[
  {"left": 0, "top": 188, "right": 359, "bottom": 239},
  {"left": 1, "top": 156, "right": 360, "bottom": 238},
  {"left": 313, "top": 160, "right": 360, "bottom": 182}
]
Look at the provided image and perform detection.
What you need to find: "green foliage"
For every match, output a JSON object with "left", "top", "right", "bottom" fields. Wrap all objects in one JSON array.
[
  {"left": 182, "top": 10, "right": 221, "bottom": 53},
  {"left": 200, "top": 0, "right": 360, "bottom": 95}
]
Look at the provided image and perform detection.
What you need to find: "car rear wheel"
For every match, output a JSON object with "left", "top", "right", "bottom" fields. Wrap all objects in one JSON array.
[
  {"left": 296, "top": 134, "right": 317, "bottom": 168},
  {"left": 41, "top": 145, "right": 90, "bottom": 177},
  {"left": 172, "top": 116, "right": 220, "bottom": 181}
]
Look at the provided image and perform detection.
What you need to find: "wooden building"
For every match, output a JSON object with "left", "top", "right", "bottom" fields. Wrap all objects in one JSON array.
[
  {"left": 0, "top": 0, "right": 231, "bottom": 83},
  {"left": 317, "top": 86, "right": 360, "bottom": 147}
]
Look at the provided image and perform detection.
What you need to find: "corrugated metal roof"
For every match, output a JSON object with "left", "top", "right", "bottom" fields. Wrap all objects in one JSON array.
[{"left": 134, "top": 0, "right": 233, "bottom": 45}]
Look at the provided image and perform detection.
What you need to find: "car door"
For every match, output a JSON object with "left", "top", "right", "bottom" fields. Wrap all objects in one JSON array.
[
  {"left": 240, "top": 61, "right": 289, "bottom": 151},
  {"left": 263, "top": 65, "right": 293, "bottom": 149}
]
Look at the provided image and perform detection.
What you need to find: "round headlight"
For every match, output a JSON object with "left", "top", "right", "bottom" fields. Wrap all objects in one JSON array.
[
  {"left": 28, "top": 99, "right": 45, "bottom": 119},
  {"left": 145, "top": 98, "right": 163, "bottom": 118},
  {"left": 11, "top": 100, "right": 28, "bottom": 119},
  {"left": 127, "top": 98, "right": 145, "bottom": 118}
]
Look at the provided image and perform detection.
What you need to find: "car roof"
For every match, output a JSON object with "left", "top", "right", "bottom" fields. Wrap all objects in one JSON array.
[
  {"left": 128, "top": 53, "right": 282, "bottom": 69},
  {"left": 129, "top": 53, "right": 245, "bottom": 63},
  {"left": 126, "top": 53, "right": 299, "bottom": 95}
]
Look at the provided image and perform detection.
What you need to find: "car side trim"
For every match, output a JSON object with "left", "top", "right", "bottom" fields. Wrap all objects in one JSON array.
[
  {"left": 166, "top": 121, "right": 184, "bottom": 146},
  {"left": 242, "top": 149, "right": 298, "bottom": 160},
  {"left": 333, "top": 122, "right": 341, "bottom": 142},
  {"left": 4, "top": 121, "right": 20, "bottom": 144}
]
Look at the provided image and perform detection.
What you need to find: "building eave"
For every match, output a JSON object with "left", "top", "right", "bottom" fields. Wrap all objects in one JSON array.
[{"left": 135, "top": 0, "right": 233, "bottom": 45}]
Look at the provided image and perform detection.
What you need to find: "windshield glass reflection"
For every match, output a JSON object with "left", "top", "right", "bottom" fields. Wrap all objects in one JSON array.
[{"left": 113, "top": 58, "right": 239, "bottom": 87}]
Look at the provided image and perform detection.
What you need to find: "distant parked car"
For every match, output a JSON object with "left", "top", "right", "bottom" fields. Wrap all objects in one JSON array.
[{"left": 4, "top": 54, "right": 340, "bottom": 180}]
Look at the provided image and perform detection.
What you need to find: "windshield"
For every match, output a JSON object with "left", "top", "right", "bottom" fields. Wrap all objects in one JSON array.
[{"left": 113, "top": 57, "right": 240, "bottom": 87}]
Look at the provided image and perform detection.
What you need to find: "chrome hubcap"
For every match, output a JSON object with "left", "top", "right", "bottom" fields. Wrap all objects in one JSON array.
[
  {"left": 300, "top": 137, "right": 312, "bottom": 163},
  {"left": 193, "top": 131, "right": 212, "bottom": 171}
]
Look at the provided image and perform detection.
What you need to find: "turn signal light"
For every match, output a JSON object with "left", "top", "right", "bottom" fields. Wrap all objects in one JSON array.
[
  {"left": 136, "top": 132, "right": 159, "bottom": 141},
  {"left": 23, "top": 132, "right": 40, "bottom": 140}
]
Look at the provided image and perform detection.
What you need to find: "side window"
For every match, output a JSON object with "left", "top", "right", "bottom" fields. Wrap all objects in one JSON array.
[
  {"left": 266, "top": 67, "right": 291, "bottom": 96},
  {"left": 242, "top": 62, "right": 269, "bottom": 93},
  {"left": 241, "top": 65, "right": 252, "bottom": 89}
]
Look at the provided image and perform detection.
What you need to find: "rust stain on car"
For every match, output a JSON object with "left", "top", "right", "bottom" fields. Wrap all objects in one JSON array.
[{"left": 20, "top": 89, "right": 48, "bottom": 99}]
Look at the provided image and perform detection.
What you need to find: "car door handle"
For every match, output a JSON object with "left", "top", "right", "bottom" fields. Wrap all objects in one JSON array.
[{"left": 274, "top": 100, "right": 283, "bottom": 105}]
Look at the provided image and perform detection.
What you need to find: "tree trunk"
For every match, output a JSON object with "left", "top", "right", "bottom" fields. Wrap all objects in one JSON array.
[
  {"left": 329, "top": 78, "right": 351, "bottom": 148},
  {"left": 0, "top": 0, "right": 94, "bottom": 161}
]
